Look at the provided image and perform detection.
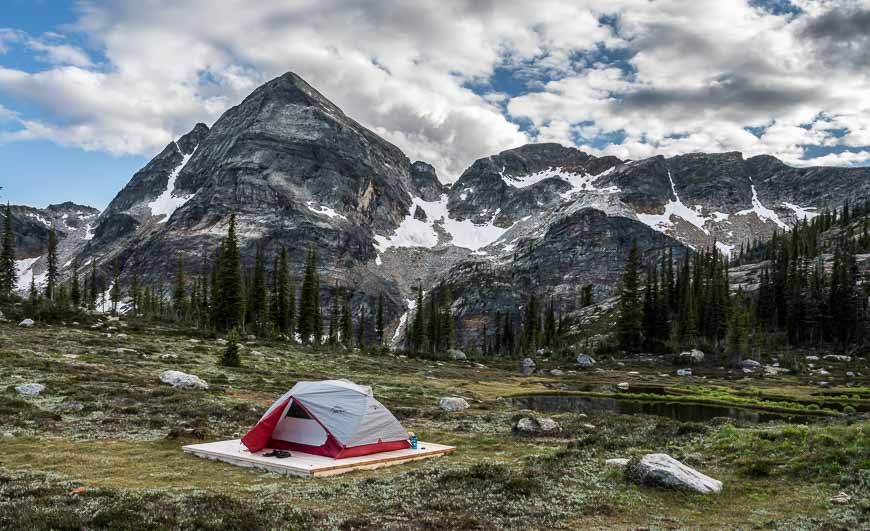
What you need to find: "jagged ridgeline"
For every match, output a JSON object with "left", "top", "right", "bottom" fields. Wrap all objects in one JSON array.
[{"left": 5, "top": 72, "right": 870, "bottom": 350}]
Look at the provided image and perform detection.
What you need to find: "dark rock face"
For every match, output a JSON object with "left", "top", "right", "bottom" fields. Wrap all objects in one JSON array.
[
  {"left": 33, "top": 71, "right": 868, "bottom": 348},
  {"left": 435, "top": 208, "right": 686, "bottom": 348}
]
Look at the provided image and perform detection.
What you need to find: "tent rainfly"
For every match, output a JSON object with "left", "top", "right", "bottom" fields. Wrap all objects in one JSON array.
[{"left": 241, "top": 380, "right": 411, "bottom": 458}]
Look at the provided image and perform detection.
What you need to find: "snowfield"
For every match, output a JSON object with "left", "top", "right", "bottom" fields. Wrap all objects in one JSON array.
[
  {"left": 736, "top": 185, "right": 788, "bottom": 230},
  {"left": 636, "top": 171, "right": 711, "bottom": 235},
  {"left": 148, "top": 142, "right": 196, "bottom": 223},
  {"left": 374, "top": 194, "right": 512, "bottom": 253}
]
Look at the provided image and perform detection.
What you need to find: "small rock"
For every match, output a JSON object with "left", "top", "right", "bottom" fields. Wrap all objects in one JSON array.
[
  {"left": 515, "top": 417, "right": 561, "bottom": 433},
  {"left": 520, "top": 358, "right": 536, "bottom": 375},
  {"left": 447, "top": 349, "right": 467, "bottom": 361},
  {"left": 576, "top": 354, "right": 596, "bottom": 367},
  {"left": 629, "top": 453, "right": 722, "bottom": 494},
  {"left": 550, "top": 369, "right": 564, "bottom": 376},
  {"left": 57, "top": 402, "right": 84, "bottom": 412},
  {"left": 817, "top": 368, "right": 831, "bottom": 376},
  {"left": 676, "top": 368, "right": 692, "bottom": 377},
  {"left": 18, "top": 319, "right": 35, "bottom": 327},
  {"left": 678, "top": 350, "right": 705, "bottom": 363},
  {"left": 823, "top": 355, "right": 851, "bottom": 362},
  {"left": 159, "top": 370, "right": 208, "bottom": 390},
  {"left": 159, "top": 353, "right": 179, "bottom": 360},
  {"left": 581, "top": 423, "right": 596, "bottom": 430},
  {"left": 742, "top": 368, "right": 755, "bottom": 374},
  {"left": 616, "top": 382, "right": 630, "bottom": 390},
  {"left": 819, "top": 381, "right": 831, "bottom": 387},
  {"left": 2, "top": 433, "right": 13, "bottom": 439},
  {"left": 830, "top": 492, "right": 851, "bottom": 505},
  {"left": 627, "top": 371, "right": 640, "bottom": 375},
  {"left": 846, "top": 371, "right": 855, "bottom": 377},
  {"left": 246, "top": 335, "right": 257, "bottom": 341},
  {"left": 15, "top": 383, "right": 45, "bottom": 396},
  {"left": 805, "top": 355, "right": 819, "bottom": 361},
  {"left": 216, "top": 339, "right": 228, "bottom": 345},
  {"left": 740, "top": 359, "right": 762, "bottom": 369},
  {"left": 115, "top": 333, "right": 129, "bottom": 339},
  {"left": 606, "top": 458, "right": 630, "bottom": 467},
  {"left": 438, "top": 396, "right": 469, "bottom": 412}
]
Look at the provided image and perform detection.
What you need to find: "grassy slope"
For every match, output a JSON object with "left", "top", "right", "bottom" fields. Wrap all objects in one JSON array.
[{"left": 0, "top": 320, "right": 868, "bottom": 529}]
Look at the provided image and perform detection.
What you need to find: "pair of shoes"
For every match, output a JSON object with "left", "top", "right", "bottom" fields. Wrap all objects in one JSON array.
[{"left": 263, "top": 450, "right": 292, "bottom": 459}]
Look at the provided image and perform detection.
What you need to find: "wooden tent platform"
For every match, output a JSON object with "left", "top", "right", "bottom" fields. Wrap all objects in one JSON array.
[{"left": 183, "top": 439, "right": 456, "bottom": 478}]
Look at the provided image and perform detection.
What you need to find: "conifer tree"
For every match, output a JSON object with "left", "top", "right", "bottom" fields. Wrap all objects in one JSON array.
[
  {"left": 110, "top": 257, "right": 121, "bottom": 315},
  {"left": 70, "top": 258, "right": 81, "bottom": 308},
  {"left": 0, "top": 203, "right": 16, "bottom": 297},
  {"left": 221, "top": 328, "right": 242, "bottom": 367},
  {"left": 251, "top": 243, "right": 268, "bottom": 331},
  {"left": 376, "top": 292, "right": 385, "bottom": 346},
  {"left": 410, "top": 286, "right": 425, "bottom": 353},
  {"left": 298, "top": 247, "right": 321, "bottom": 345},
  {"left": 340, "top": 289, "right": 353, "bottom": 347},
  {"left": 88, "top": 259, "right": 98, "bottom": 310},
  {"left": 129, "top": 271, "right": 140, "bottom": 317},
  {"left": 274, "top": 248, "right": 291, "bottom": 335},
  {"left": 328, "top": 285, "right": 339, "bottom": 346},
  {"left": 173, "top": 256, "right": 187, "bottom": 321},
  {"left": 45, "top": 229, "right": 58, "bottom": 301},
  {"left": 616, "top": 241, "right": 643, "bottom": 352},
  {"left": 216, "top": 213, "right": 244, "bottom": 331}
]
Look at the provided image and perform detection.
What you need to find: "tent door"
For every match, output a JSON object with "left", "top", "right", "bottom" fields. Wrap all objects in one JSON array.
[{"left": 271, "top": 399, "right": 328, "bottom": 446}]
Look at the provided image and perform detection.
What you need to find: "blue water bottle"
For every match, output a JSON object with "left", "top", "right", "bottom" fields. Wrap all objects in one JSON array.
[{"left": 409, "top": 432, "right": 418, "bottom": 450}]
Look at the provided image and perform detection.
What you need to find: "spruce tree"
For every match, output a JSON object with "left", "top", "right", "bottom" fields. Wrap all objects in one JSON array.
[
  {"left": 275, "top": 248, "right": 291, "bottom": 335},
  {"left": 217, "top": 213, "right": 244, "bottom": 331},
  {"left": 173, "top": 256, "right": 187, "bottom": 321},
  {"left": 88, "top": 259, "right": 98, "bottom": 310},
  {"left": 70, "top": 258, "right": 81, "bottom": 308},
  {"left": 110, "top": 257, "right": 121, "bottom": 315},
  {"left": 45, "top": 229, "right": 58, "bottom": 301},
  {"left": 251, "top": 243, "right": 268, "bottom": 331},
  {"left": 298, "top": 247, "right": 321, "bottom": 345},
  {"left": 376, "top": 292, "right": 385, "bottom": 346},
  {"left": 0, "top": 203, "right": 16, "bottom": 297},
  {"left": 616, "top": 241, "right": 643, "bottom": 352},
  {"left": 221, "top": 328, "right": 242, "bottom": 367}
]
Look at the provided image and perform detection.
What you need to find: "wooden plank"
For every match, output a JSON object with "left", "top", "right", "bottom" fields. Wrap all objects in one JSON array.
[{"left": 182, "top": 439, "right": 455, "bottom": 478}]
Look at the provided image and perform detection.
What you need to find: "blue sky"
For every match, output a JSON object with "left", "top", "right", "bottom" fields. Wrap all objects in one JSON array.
[{"left": 1, "top": 0, "right": 869, "bottom": 210}]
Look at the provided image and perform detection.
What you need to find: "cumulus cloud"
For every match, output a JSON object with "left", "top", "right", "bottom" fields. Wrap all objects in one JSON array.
[{"left": 0, "top": 0, "right": 869, "bottom": 181}]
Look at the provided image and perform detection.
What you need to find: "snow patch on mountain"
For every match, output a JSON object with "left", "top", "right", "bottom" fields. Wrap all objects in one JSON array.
[
  {"left": 781, "top": 201, "right": 819, "bottom": 221},
  {"left": 636, "top": 171, "right": 710, "bottom": 235},
  {"left": 148, "top": 143, "right": 196, "bottom": 223},
  {"left": 500, "top": 165, "right": 619, "bottom": 198},
  {"left": 375, "top": 194, "right": 512, "bottom": 253},
  {"left": 716, "top": 241, "right": 735, "bottom": 258},
  {"left": 15, "top": 257, "right": 40, "bottom": 291},
  {"left": 306, "top": 201, "right": 347, "bottom": 220},
  {"left": 737, "top": 185, "right": 788, "bottom": 230}
]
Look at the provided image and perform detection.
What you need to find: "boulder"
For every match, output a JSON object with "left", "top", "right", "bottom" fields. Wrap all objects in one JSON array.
[
  {"left": 18, "top": 319, "right": 35, "bottom": 327},
  {"left": 15, "top": 383, "right": 45, "bottom": 397},
  {"left": 159, "top": 370, "right": 209, "bottom": 390},
  {"left": 515, "top": 417, "right": 561, "bottom": 433},
  {"left": 740, "top": 359, "right": 762, "bottom": 369},
  {"left": 438, "top": 396, "right": 469, "bottom": 412},
  {"left": 629, "top": 454, "right": 722, "bottom": 494},
  {"left": 676, "top": 368, "right": 692, "bottom": 377},
  {"left": 447, "top": 349, "right": 467, "bottom": 361},
  {"left": 576, "top": 354, "right": 596, "bottom": 367},
  {"left": 520, "top": 358, "right": 536, "bottom": 375},
  {"left": 678, "top": 350, "right": 705, "bottom": 363}
]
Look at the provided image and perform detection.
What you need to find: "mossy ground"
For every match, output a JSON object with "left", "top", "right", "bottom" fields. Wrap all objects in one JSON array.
[{"left": 1, "top": 320, "right": 868, "bottom": 529}]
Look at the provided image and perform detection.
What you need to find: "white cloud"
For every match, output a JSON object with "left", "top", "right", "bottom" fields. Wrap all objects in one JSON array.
[{"left": 0, "top": 0, "right": 869, "bottom": 181}]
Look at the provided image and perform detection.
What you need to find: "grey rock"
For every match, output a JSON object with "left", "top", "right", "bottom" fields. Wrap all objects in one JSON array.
[
  {"left": 616, "top": 382, "right": 630, "bottom": 390},
  {"left": 159, "top": 370, "right": 208, "bottom": 390},
  {"left": 740, "top": 359, "right": 762, "bottom": 369},
  {"left": 18, "top": 319, "right": 35, "bottom": 327},
  {"left": 447, "top": 349, "right": 467, "bottom": 361},
  {"left": 515, "top": 417, "right": 561, "bottom": 433},
  {"left": 676, "top": 368, "right": 692, "bottom": 377},
  {"left": 678, "top": 350, "right": 705, "bottom": 363},
  {"left": 549, "top": 369, "right": 564, "bottom": 376},
  {"left": 576, "top": 354, "right": 596, "bottom": 367},
  {"left": 15, "top": 383, "right": 45, "bottom": 396},
  {"left": 520, "top": 357, "right": 536, "bottom": 376},
  {"left": 630, "top": 453, "right": 722, "bottom": 494},
  {"left": 438, "top": 396, "right": 469, "bottom": 412},
  {"left": 823, "top": 355, "right": 851, "bottom": 362},
  {"left": 606, "top": 458, "right": 630, "bottom": 467}
]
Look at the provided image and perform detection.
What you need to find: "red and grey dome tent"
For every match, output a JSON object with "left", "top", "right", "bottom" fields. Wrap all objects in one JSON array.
[{"left": 241, "top": 380, "right": 411, "bottom": 458}]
